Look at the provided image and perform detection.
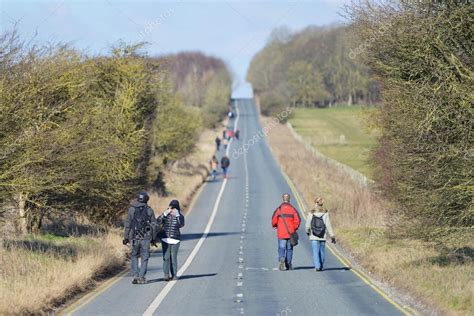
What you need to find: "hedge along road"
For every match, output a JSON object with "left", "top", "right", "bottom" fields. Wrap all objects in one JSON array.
[{"left": 62, "top": 99, "right": 413, "bottom": 316}]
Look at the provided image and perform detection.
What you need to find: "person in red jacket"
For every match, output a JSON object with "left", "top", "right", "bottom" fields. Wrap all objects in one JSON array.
[{"left": 271, "top": 193, "right": 301, "bottom": 271}]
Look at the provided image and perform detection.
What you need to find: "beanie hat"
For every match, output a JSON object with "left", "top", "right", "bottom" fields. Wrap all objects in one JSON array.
[{"left": 169, "top": 199, "right": 180, "bottom": 211}]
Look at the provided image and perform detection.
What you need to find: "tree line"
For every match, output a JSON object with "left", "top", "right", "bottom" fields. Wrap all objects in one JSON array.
[
  {"left": 0, "top": 33, "right": 232, "bottom": 233},
  {"left": 246, "top": 25, "right": 379, "bottom": 116},
  {"left": 350, "top": 0, "right": 472, "bottom": 245}
]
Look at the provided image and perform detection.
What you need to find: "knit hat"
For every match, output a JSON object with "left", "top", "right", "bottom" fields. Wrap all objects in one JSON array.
[{"left": 169, "top": 199, "right": 180, "bottom": 211}]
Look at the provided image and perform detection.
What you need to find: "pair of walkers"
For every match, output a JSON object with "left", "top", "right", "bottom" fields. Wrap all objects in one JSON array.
[
  {"left": 271, "top": 193, "right": 335, "bottom": 271},
  {"left": 123, "top": 192, "right": 185, "bottom": 284}
]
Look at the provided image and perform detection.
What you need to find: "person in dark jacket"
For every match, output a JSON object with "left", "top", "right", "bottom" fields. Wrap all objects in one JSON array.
[
  {"left": 271, "top": 193, "right": 301, "bottom": 271},
  {"left": 158, "top": 199, "right": 185, "bottom": 281},
  {"left": 215, "top": 136, "right": 221, "bottom": 151},
  {"left": 123, "top": 191, "right": 157, "bottom": 284},
  {"left": 220, "top": 155, "right": 230, "bottom": 179}
]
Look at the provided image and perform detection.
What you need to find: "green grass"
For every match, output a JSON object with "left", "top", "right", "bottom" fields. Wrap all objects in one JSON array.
[{"left": 289, "top": 106, "right": 377, "bottom": 178}]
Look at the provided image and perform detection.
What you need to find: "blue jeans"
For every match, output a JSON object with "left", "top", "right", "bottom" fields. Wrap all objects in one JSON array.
[
  {"left": 131, "top": 239, "right": 151, "bottom": 278},
  {"left": 311, "top": 240, "right": 326, "bottom": 270},
  {"left": 222, "top": 167, "right": 228, "bottom": 177},
  {"left": 278, "top": 239, "right": 293, "bottom": 265}
]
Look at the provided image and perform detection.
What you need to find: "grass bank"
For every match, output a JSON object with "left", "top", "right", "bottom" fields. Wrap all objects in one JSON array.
[
  {"left": 0, "top": 231, "right": 126, "bottom": 315},
  {"left": 289, "top": 106, "right": 377, "bottom": 178},
  {"left": 148, "top": 122, "right": 222, "bottom": 214},
  {"left": 263, "top": 116, "right": 473, "bottom": 315}
]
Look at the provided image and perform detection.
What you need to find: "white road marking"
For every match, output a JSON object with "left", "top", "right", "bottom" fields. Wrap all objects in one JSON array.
[
  {"left": 237, "top": 282, "right": 243, "bottom": 286},
  {"left": 143, "top": 103, "right": 241, "bottom": 316},
  {"left": 236, "top": 293, "right": 243, "bottom": 298}
]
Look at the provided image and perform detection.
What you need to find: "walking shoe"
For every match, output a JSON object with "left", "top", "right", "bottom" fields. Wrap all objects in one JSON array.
[
  {"left": 132, "top": 277, "right": 139, "bottom": 284},
  {"left": 287, "top": 264, "right": 293, "bottom": 271},
  {"left": 164, "top": 275, "right": 171, "bottom": 281},
  {"left": 171, "top": 276, "right": 178, "bottom": 281},
  {"left": 278, "top": 258, "right": 286, "bottom": 271},
  {"left": 137, "top": 277, "right": 146, "bottom": 284}
]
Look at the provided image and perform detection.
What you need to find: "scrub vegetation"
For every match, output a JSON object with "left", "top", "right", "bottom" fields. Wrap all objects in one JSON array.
[{"left": 0, "top": 31, "right": 231, "bottom": 314}]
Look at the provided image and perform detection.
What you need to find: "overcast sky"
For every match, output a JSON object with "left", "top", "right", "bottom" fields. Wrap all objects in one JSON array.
[{"left": 1, "top": 0, "right": 350, "bottom": 97}]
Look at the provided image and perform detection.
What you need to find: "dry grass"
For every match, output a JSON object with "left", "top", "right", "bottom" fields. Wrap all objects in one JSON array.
[
  {"left": 0, "top": 230, "right": 126, "bottom": 314},
  {"left": 148, "top": 124, "right": 222, "bottom": 214},
  {"left": 263, "top": 117, "right": 474, "bottom": 315}
]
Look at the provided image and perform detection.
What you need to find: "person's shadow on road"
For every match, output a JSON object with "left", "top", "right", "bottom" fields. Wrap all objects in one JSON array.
[
  {"left": 146, "top": 273, "right": 217, "bottom": 284},
  {"left": 293, "top": 266, "right": 351, "bottom": 271}
]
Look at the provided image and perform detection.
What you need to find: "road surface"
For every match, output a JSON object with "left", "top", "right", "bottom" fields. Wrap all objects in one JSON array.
[{"left": 64, "top": 99, "right": 409, "bottom": 316}]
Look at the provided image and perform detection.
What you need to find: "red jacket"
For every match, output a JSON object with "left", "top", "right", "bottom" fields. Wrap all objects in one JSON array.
[{"left": 271, "top": 203, "right": 301, "bottom": 239}]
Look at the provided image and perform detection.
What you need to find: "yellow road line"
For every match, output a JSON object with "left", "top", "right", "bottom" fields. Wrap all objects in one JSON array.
[
  {"left": 282, "top": 171, "right": 416, "bottom": 316},
  {"left": 60, "top": 269, "right": 129, "bottom": 316}
]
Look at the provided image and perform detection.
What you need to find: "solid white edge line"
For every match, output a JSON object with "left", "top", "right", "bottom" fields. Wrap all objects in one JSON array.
[{"left": 143, "top": 101, "right": 240, "bottom": 316}]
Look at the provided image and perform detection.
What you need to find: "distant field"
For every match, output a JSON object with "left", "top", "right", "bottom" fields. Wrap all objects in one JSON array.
[{"left": 289, "top": 106, "right": 377, "bottom": 178}]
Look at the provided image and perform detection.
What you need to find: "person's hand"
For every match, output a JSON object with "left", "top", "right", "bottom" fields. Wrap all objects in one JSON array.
[
  {"left": 163, "top": 208, "right": 171, "bottom": 216},
  {"left": 331, "top": 237, "right": 336, "bottom": 244},
  {"left": 151, "top": 240, "right": 158, "bottom": 247},
  {"left": 122, "top": 238, "right": 129, "bottom": 245}
]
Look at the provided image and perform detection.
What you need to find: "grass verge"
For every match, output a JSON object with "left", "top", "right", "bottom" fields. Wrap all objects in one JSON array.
[
  {"left": 0, "top": 230, "right": 126, "bottom": 314},
  {"left": 148, "top": 124, "right": 221, "bottom": 214},
  {"left": 263, "top": 116, "right": 473, "bottom": 315},
  {"left": 289, "top": 106, "right": 377, "bottom": 178}
]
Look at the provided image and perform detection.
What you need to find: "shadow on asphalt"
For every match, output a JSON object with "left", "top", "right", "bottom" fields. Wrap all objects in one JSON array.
[
  {"left": 294, "top": 266, "right": 351, "bottom": 271},
  {"left": 180, "top": 232, "right": 240, "bottom": 241},
  {"left": 146, "top": 273, "right": 217, "bottom": 283}
]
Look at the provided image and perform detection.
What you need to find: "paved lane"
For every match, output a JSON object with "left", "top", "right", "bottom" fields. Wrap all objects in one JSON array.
[{"left": 66, "top": 99, "right": 408, "bottom": 316}]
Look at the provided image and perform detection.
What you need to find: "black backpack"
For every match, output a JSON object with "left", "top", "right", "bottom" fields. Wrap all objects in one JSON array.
[
  {"left": 132, "top": 205, "right": 150, "bottom": 239},
  {"left": 311, "top": 214, "right": 326, "bottom": 238}
]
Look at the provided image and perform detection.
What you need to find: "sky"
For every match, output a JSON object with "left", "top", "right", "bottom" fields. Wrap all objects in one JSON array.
[{"left": 0, "top": 0, "right": 350, "bottom": 97}]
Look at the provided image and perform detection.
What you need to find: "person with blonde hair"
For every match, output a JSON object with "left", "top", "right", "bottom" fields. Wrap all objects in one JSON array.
[{"left": 305, "top": 197, "right": 335, "bottom": 271}]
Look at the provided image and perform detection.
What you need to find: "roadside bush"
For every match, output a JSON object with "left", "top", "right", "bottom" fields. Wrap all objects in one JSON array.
[{"left": 350, "top": 0, "right": 473, "bottom": 245}]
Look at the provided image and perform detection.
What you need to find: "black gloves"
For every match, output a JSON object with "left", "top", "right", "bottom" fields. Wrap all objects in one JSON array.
[
  {"left": 122, "top": 238, "right": 129, "bottom": 245},
  {"left": 331, "top": 237, "right": 336, "bottom": 244}
]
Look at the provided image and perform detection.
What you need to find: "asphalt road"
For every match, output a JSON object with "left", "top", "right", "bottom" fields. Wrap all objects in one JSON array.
[{"left": 67, "top": 99, "right": 406, "bottom": 316}]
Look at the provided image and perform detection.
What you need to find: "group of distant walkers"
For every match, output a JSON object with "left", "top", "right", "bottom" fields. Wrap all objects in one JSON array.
[
  {"left": 123, "top": 192, "right": 185, "bottom": 284},
  {"left": 212, "top": 127, "right": 238, "bottom": 181},
  {"left": 272, "top": 193, "right": 335, "bottom": 271}
]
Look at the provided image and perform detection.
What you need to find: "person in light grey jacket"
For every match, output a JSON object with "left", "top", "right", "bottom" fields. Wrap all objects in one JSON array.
[{"left": 305, "top": 197, "right": 336, "bottom": 271}]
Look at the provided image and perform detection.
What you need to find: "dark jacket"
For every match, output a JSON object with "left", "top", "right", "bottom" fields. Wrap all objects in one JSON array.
[
  {"left": 221, "top": 156, "right": 230, "bottom": 168},
  {"left": 271, "top": 202, "right": 301, "bottom": 239},
  {"left": 124, "top": 201, "right": 157, "bottom": 240},
  {"left": 158, "top": 208, "right": 185, "bottom": 240}
]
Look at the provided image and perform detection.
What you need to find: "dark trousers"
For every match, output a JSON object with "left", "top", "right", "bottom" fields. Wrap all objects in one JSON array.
[
  {"left": 131, "top": 239, "right": 151, "bottom": 278},
  {"left": 161, "top": 241, "right": 180, "bottom": 277}
]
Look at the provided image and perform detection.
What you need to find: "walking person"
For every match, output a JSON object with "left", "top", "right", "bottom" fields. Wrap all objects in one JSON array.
[
  {"left": 305, "top": 197, "right": 336, "bottom": 271},
  {"left": 123, "top": 191, "right": 157, "bottom": 284},
  {"left": 223, "top": 138, "right": 228, "bottom": 151},
  {"left": 222, "top": 129, "right": 227, "bottom": 140},
  {"left": 209, "top": 155, "right": 219, "bottom": 181},
  {"left": 271, "top": 193, "right": 301, "bottom": 271},
  {"left": 235, "top": 129, "right": 240, "bottom": 140},
  {"left": 220, "top": 155, "right": 230, "bottom": 179},
  {"left": 158, "top": 199, "right": 185, "bottom": 281},
  {"left": 227, "top": 129, "right": 234, "bottom": 140},
  {"left": 215, "top": 136, "right": 221, "bottom": 151}
]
